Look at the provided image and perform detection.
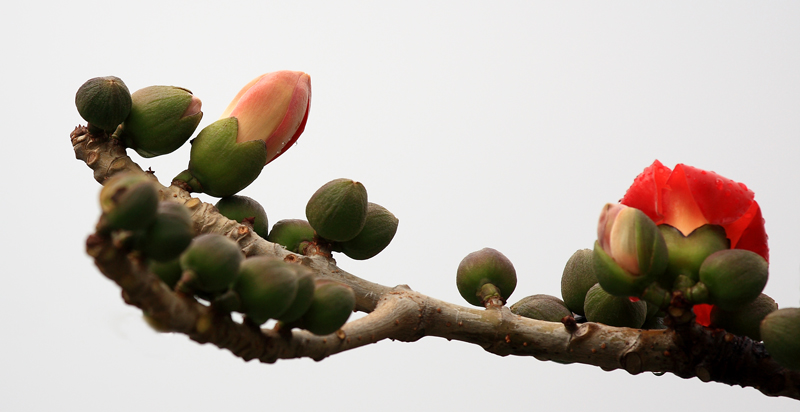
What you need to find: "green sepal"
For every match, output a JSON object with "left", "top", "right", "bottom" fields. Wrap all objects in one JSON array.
[
  {"left": 659, "top": 224, "right": 729, "bottom": 288},
  {"left": 187, "top": 117, "right": 267, "bottom": 197}
]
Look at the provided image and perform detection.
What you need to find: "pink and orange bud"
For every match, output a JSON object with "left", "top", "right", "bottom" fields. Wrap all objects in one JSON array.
[
  {"left": 598, "top": 203, "right": 640, "bottom": 275},
  {"left": 593, "top": 203, "right": 669, "bottom": 300},
  {"left": 221, "top": 71, "right": 311, "bottom": 164}
]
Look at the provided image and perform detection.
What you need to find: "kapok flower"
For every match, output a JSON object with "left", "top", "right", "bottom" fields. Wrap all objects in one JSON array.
[
  {"left": 620, "top": 160, "right": 768, "bottom": 261},
  {"left": 220, "top": 70, "right": 311, "bottom": 164},
  {"left": 619, "top": 160, "right": 768, "bottom": 326}
]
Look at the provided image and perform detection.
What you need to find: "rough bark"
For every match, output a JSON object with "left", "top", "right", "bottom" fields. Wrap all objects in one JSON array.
[{"left": 72, "top": 127, "right": 800, "bottom": 400}]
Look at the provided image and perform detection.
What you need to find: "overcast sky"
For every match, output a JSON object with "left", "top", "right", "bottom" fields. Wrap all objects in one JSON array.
[{"left": 2, "top": 1, "right": 799, "bottom": 411}]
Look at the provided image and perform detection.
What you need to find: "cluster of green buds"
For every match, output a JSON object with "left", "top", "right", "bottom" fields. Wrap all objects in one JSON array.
[
  {"left": 75, "top": 71, "right": 311, "bottom": 198},
  {"left": 96, "top": 173, "right": 355, "bottom": 336},
  {"left": 261, "top": 178, "right": 397, "bottom": 260},
  {"left": 592, "top": 203, "right": 770, "bottom": 326},
  {"left": 211, "top": 178, "right": 399, "bottom": 261},
  {"left": 165, "top": 234, "right": 356, "bottom": 335},
  {"left": 75, "top": 76, "right": 203, "bottom": 156},
  {"left": 98, "top": 172, "right": 194, "bottom": 263}
]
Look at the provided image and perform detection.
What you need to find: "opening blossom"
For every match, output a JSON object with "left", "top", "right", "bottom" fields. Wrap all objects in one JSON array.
[
  {"left": 177, "top": 70, "right": 312, "bottom": 197},
  {"left": 221, "top": 70, "right": 311, "bottom": 164},
  {"left": 619, "top": 160, "right": 767, "bottom": 261}
]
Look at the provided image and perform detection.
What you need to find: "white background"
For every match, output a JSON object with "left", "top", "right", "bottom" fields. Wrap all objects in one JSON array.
[{"left": 1, "top": 1, "right": 799, "bottom": 411}]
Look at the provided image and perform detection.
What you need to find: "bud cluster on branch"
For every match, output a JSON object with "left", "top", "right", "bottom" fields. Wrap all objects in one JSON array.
[{"left": 70, "top": 72, "right": 800, "bottom": 401}]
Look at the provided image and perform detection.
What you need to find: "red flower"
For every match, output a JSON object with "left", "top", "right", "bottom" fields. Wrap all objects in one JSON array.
[{"left": 620, "top": 160, "right": 768, "bottom": 262}]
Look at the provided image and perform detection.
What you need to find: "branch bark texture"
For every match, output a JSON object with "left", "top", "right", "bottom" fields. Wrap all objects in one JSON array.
[{"left": 72, "top": 128, "right": 800, "bottom": 400}]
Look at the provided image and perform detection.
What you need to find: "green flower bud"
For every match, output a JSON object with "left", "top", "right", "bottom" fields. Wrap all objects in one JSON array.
[
  {"left": 305, "top": 178, "right": 368, "bottom": 242},
  {"left": 338, "top": 202, "right": 399, "bottom": 260},
  {"left": 75, "top": 76, "right": 132, "bottom": 132},
  {"left": 456, "top": 248, "right": 517, "bottom": 307},
  {"left": 584, "top": 283, "right": 647, "bottom": 328},
  {"left": 149, "top": 258, "right": 183, "bottom": 289},
  {"left": 761, "top": 308, "right": 800, "bottom": 370},
  {"left": 711, "top": 293, "right": 777, "bottom": 340},
  {"left": 136, "top": 202, "right": 194, "bottom": 262},
  {"left": 267, "top": 219, "right": 315, "bottom": 253},
  {"left": 98, "top": 172, "right": 159, "bottom": 232},
  {"left": 177, "top": 118, "right": 267, "bottom": 197},
  {"left": 659, "top": 224, "right": 729, "bottom": 289},
  {"left": 299, "top": 280, "right": 356, "bottom": 336},
  {"left": 122, "top": 86, "right": 203, "bottom": 158},
  {"left": 699, "top": 249, "right": 768, "bottom": 311},
  {"left": 215, "top": 195, "right": 269, "bottom": 239},
  {"left": 275, "top": 265, "right": 316, "bottom": 323},
  {"left": 593, "top": 204, "right": 668, "bottom": 298},
  {"left": 510, "top": 294, "right": 572, "bottom": 322},
  {"left": 560, "top": 249, "right": 597, "bottom": 316},
  {"left": 179, "top": 234, "right": 243, "bottom": 294},
  {"left": 233, "top": 257, "right": 299, "bottom": 325}
]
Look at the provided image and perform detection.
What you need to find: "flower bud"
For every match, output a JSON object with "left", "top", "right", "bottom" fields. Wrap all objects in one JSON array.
[
  {"left": 306, "top": 178, "right": 368, "bottom": 242},
  {"left": 338, "top": 202, "right": 399, "bottom": 260},
  {"left": 760, "top": 308, "right": 800, "bottom": 370},
  {"left": 267, "top": 219, "right": 316, "bottom": 253},
  {"left": 560, "top": 249, "right": 597, "bottom": 316},
  {"left": 710, "top": 293, "right": 777, "bottom": 340},
  {"left": 220, "top": 71, "right": 311, "bottom": 164},
  {"left": 593, "top": 204, "right": 669, "bottom": 298},
  {"left": 698, "top": 249, "right": 768, "bottom": 311},
  {"left": 298, "top": 280, "right": 355, "bottom": 336},
  {"left": 215, "top": 195, "right": 269, "bottom": 239},
  {"left": 456, "top": 248, "right": 517, "bottom": 307},
  {"left": 98, "top": 172, "right": 159, "bottom": 232},
  {"left": 136, "top": 202, "right": 194, "bottom": 262},
  {"left": 584, "top": 283, "right": 647, "bottom": 328},
  {"left": 275, "top": 265, "right": 316, "bottom": 324},
  {"left": 510, "top": 294, "right": 572, "bottom": 322},
  {"left": 75, "top": 76, "right": 132, "bottom": 132},
  {"left": 179, "top": 234, "right": 244, "bottom": 294},
  {"left": 150, "top": 258, "right": 183, "bottom": 289},
  {"left": 122, "top": 86, "right": 203, "bottom": 157},
  {"left": 233, "top": 257, "right": 300, "bottom": 325}
]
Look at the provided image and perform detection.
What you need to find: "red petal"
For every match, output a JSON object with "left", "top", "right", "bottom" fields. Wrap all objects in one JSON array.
[
  {"left": 693, "top": 304, "right": 713, "bottom": 327},
  {"left": 620, "top": 160, "right": 671, "bottom": 223},
  {"left": 679, "top": 164, "right": 754, "bottom": 226},
  {"left": 729, "top": 203, "right": 769, "bottom": 262},
  {"left": 660, "top": 165, "right": 709, "bottom": 235}
]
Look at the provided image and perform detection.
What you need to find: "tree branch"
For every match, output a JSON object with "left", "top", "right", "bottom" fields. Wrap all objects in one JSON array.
[{"left": 72, "top": 127, "right": 800, "bottom": 400}]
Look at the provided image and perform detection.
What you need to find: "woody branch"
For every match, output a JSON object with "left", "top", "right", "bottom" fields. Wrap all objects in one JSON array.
[{"left": 72, "top": 126, "right": 800, "bottom": 400}]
